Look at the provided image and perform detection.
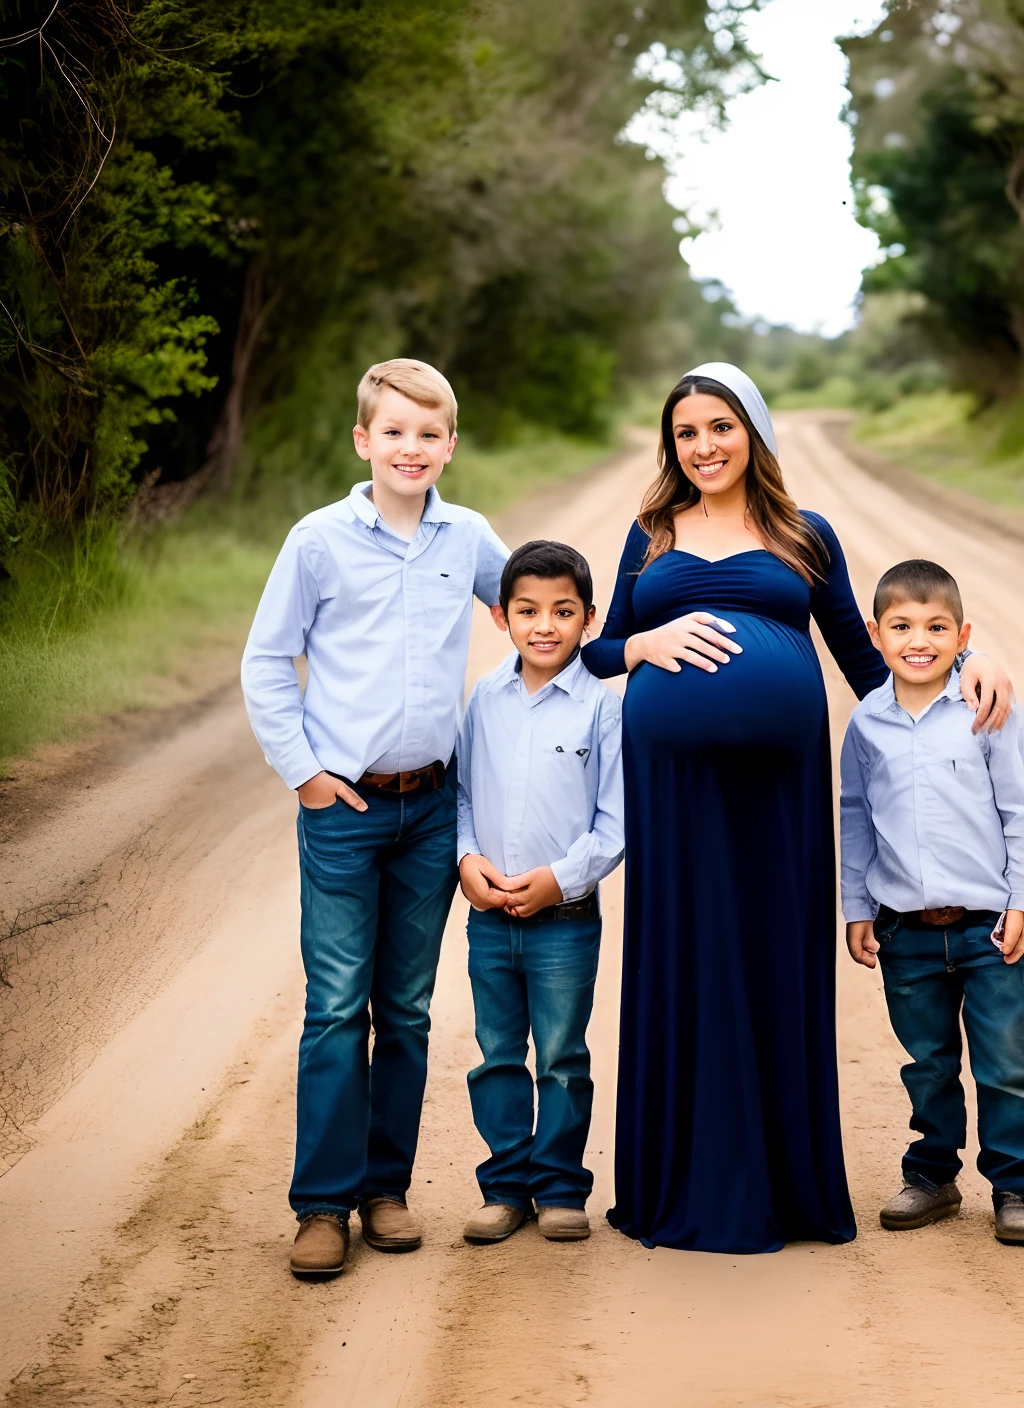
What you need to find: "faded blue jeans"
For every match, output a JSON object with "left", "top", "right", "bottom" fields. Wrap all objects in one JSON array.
[
  {"left": 289, "top": 768, "right": 458, "bottom": 1220},
  {"left": 467, "top": 904, "right": 601, "bottom": 1210},
  {"left": 876, "top": 905, "right": 1024, "bottom": 1201}
]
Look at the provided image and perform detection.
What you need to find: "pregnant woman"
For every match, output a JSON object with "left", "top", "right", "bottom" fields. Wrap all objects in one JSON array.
[{"left": 582, "top": 363, "right": 1010, "bottom": 1254}]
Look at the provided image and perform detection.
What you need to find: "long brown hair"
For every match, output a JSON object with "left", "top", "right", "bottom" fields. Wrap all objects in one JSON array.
[{"left": 638, "top": 376, "right": 828, "bottom": 585}]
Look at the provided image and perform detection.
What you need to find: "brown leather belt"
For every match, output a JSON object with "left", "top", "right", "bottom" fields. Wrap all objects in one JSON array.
[
  {"left": 531, "top": 891, "right": 599, "bottom": 923},
  {"left": 919, "top": 907, "right": 967, "bottom": 927},
  {"left": 357, "top": 759, "right": 447, "bottom": 795}
]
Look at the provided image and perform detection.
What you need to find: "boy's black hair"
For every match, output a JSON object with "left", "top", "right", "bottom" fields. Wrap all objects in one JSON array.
[
  {"left": 499, "top": 540, "right": 594, "bottom": 615},
  {"left": 873, "top": 559, "right": 964, "bottom": 628}
]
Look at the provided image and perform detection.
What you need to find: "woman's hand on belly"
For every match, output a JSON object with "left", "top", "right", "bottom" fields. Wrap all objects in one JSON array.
[{"left": 625, "top": 612, "right": 742, "bottom": 674}]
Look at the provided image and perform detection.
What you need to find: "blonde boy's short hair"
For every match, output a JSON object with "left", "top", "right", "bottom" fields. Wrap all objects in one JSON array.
[{"left": 356, "top": 359, "right": 458, "bottom": 435}]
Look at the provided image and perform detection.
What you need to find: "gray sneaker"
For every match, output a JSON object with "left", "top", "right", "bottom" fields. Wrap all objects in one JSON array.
[
  {"left": 879, "top": 1180, "right": 962, "bottom": 1230},
  {"left": 995, "top": 1192, "right": 1024, "bottom": 1245}
]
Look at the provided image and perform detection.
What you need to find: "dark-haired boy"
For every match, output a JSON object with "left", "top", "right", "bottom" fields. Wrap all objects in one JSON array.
[
  {"left": 456, "top": 540, "right": 624, "bottom": 1244},
  {"left": 840, "top": 559, "right": 1024, "bottom": 1245}
]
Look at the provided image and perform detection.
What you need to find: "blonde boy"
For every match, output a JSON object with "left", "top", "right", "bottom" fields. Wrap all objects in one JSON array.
[{"left": 242, "top": 360, "right": 508, "bottom": 1278}]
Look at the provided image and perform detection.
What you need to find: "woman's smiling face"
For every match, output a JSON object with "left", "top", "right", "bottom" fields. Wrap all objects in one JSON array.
[{"left": 671, "top": 393, "right": 750, "bottom": 499}]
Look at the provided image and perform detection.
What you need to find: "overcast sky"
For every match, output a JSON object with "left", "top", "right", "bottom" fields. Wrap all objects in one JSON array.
[{"left": 635, "top": 0, "right": 890, "bottom": 336}]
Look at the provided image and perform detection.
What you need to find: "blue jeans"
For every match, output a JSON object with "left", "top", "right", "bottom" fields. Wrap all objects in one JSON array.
[
  {"left": 876, "top": 907, "right": 1024, "bottom": 1200},
  {"left": 289, "top": 769, "right": 459, "bottom": 1220},
  {"left": 466, "top": 905, "right": 601, "bottom": 1210}
]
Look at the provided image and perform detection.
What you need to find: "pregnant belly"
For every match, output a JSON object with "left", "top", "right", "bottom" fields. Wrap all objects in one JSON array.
[{"left": 623, "top": 613, "right": 826, "bottom": 755}]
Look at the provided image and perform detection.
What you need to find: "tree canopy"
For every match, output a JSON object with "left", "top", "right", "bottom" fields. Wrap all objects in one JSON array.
[
  {"left": 0, "top": 0, "right": 762, "bottom": 562},
  {"left": 843, "top": 0, "right": 1024, "bottom": 400}
]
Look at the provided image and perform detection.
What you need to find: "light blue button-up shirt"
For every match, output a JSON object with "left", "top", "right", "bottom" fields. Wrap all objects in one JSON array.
[
  {"left": 456, "top": 651, "right": 625, "bottom": 902},
  {"left": 840, "top": 671, "right": 1024, "bottom": 922},
  {"left": 241, "top": 482, "right": 508, "bottom": 789}
]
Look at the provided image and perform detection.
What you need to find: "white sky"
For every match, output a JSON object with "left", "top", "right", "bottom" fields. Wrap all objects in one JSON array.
[{"left": 633, "top": 0, "right": 890, "bottom": 336}]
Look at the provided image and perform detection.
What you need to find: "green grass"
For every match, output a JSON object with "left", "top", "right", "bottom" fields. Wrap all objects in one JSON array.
[
  {"left": 770, "top": 375, "right": 862, "bottom": 411},
  {"left": 0, "top": 520, "right": 276, "bottom": 765},
  {"left": 0, "top": 426, "right": 612, "bottom": 769},
  {"left": 851, "top": 390, "right": 1024, "bottom": 511}
]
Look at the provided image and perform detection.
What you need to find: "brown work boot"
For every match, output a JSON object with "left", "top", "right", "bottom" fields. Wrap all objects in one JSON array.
[
  {"left": 995, "top": 1192, "right": 1024, "bottom": 1245},
  {"left": 290, "top": 1214, "right": 349, "bottom": 1279},
  {"left": 358, "top": 1197, "right": 422, "bottom": 1252},
  {"left": 879, "top": 1181, "right": 962, "bottom": 1231},
  {"left": 537, "top": 1206, "right": 590, "bottom": 1241},
  {"left": 462, "top": 1203, "right": 529, "bottom": 1243}
]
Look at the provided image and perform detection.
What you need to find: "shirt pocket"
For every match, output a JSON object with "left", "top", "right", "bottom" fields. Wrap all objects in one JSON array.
[
  {"left": 544, "top": 734, "right": 594, "bottom": 765},
  {"left": 942, "top": 744, "right": 988, "bottom": 780},
  {"left": 434, "top": 566, "right": 471, "bottom": 593},
  {"left": 423, "top": 566, "right": 473, "bottom": 631}
]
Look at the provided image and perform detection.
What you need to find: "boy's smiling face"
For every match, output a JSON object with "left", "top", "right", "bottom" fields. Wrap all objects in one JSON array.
[
  {"left": 352, "top": 386, "right": 456, "bottom": 502},
  {"left": 868, "top": 595, "right": 971, "bottom": 692},
  {"left": 491, "top": 574, "right": 596, "bottom": 688}
]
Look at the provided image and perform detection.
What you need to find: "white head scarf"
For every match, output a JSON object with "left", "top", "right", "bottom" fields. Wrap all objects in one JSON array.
[{"left": 683, "top": 361, "right": 777, "bottom": 458}]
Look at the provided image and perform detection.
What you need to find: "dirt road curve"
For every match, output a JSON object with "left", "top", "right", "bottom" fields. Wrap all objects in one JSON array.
[{"left": 3, "top": 413, "right": 1024, "bottom": 1408}]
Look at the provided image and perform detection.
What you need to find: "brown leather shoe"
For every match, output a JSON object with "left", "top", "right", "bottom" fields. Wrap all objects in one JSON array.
[
  {"left": 290, "top": 1214, "right": 349, "bottom": 1278},
  {"left": 879, "top": 1181, "right": 961, "bottom": 1230},
  {"left": 359, "top": 1197, "right": 422, "bottom": 1251},
  {"left": 537, "top": 1206, "right": 590, "bottom": 1241},
  {"left": 462, "top": 1203, "right": 529, "bottom": 1243}
]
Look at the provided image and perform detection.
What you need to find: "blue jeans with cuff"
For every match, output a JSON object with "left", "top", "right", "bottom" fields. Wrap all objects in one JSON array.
[
  {"left": 467, "top": 904, "right": 601, "bottom": 1211},
  {"left": 876, "top": 905, "right": 1024, "bottom": 1203},
  {"left": 289, "top": 768, "right": 458, "bottom": 1221}
]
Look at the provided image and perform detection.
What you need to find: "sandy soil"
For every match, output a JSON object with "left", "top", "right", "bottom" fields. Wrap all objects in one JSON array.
[{"left": 3, "top": 415, "right": 1024, "bottom": 1408}]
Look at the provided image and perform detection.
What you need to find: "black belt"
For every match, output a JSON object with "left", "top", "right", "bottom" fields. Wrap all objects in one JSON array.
[{"left": 530, "top": 891, "right": 599, "bottom": 923}]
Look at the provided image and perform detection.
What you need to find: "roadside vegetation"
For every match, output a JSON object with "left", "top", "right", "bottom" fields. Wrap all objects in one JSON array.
[
  {"left": 852, "top": 392, "right": 1024, "bottom": 511},
  {"left": 0, "top": 426, "right": 616, "bottom": 764},
  {"left": 0, "top": 0, "right": 766, "bottom": 767},
  {"left": 745, "top": 3, "right": 1024, "bottom": 515},
  {"left": 11, "top": 2, "right": 1024, "bottom": 766},
  {"left": 835, "top": 3, "right": 1024, "bottom": 509}
]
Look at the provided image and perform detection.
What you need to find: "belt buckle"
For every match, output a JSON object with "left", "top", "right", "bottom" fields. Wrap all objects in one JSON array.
[
  {"left": 364, "top": 771, "right": 401, "bottom": 794},
  {"left": 920, "top": 906, "right": 966, "bottom": 927}
]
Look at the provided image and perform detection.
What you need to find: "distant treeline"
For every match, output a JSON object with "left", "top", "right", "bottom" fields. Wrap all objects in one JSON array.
[
  {"left": 842, "top": 1, "right": 1024, "bottom": 412},
  {"left": 0, "top": 0, "right": 760, "bottom": 565}
]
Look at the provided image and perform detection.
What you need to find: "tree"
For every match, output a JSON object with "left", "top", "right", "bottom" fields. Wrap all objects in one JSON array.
[
  {"left": 842, "top": 0, "right": 1024, "bottom": 398},
  {"left": 0, "top": 0, "right": 761, "bottom": 564}
]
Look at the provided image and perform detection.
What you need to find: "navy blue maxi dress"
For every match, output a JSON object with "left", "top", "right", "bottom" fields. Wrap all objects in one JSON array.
[{"left": 582, "top": 512, "right": 886, "bottom": 1255}]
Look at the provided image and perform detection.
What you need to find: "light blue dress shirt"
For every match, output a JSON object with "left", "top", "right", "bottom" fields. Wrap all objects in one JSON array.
[
  {"left": 241, "top": 481, "right": 508, "bottom": 789},
  {"left": 456, "top": 651, "right": 625, "bottom": 902},
  {"left": 840, "top": 671, "right": 1024, "bottom": 922}
]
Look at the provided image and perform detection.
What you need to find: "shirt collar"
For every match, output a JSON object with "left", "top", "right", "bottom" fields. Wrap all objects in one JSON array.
[
  {"left": 865, "top": 674, "right": 898, "bottom": 716},
  {"left": 939, "top": 669, "right": 964, "bottom": 704},
  {"left": 503, "top": 648, "right": 588, "bottom": 699},
  {"left": 348, "top": 481, "right": 453, "bottom": 529},
  {"left": 866, "top": 669, "right": 963, "bottom": 717}
]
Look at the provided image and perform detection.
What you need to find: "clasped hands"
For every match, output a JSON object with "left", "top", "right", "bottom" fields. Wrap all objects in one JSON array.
[{"left": 460, "top": 853, "right": 563, "bottom": 918}]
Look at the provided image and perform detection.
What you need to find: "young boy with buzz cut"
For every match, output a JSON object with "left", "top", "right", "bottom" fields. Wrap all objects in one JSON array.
[
  {"left": 456, "top": 540, "right": 624, "bottom": 1245},
  {"left": 840, "top": 559, "right": 1024, "bottom": 1245},
  {"left": 241, "top": 358, "right": 508, "bottom": 1280}
]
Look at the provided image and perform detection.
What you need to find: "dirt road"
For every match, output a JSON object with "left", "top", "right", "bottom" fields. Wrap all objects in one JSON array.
[{"left": 3, "top": 414, "right": 1024, "bottom": 1408}]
